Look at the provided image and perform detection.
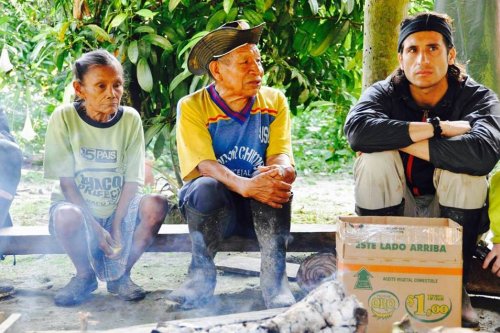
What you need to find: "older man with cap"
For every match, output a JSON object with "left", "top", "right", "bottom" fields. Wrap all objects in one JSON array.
[
  {"left": 168, "top": 20, "right": 296, "bottom": 309},
  {"left": 344, "top": 12, "right": 500, "bottom": 327}
]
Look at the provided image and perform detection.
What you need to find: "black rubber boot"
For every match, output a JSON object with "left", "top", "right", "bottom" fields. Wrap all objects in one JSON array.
[
  {"left": 439, "top": 205, "right": 482, "bottom": 328},
  {"left": 251, "top": 199, "right": 295, "bottom": 309},
  {"left": 167, "top": 205, "right": 229, "bottom": 309},
  {"left": 355, "top": 200, "right": 405, "bottom": 216}
]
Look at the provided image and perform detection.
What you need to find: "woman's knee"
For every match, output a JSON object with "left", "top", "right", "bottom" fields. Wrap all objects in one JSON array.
[
  {"left": 139, "top": 194, "right": 168, "bottom": 227},
  {"left": 52, "top": 204, "right": 85, "bottom": 236}
]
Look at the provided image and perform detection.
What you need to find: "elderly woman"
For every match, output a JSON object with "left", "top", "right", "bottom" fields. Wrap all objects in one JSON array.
[
  {"left": 169, "top": 21, "right": 296, "bottom": 309},
  {"left": 44, "top": 50, "right": 168, "bottom": 306}
]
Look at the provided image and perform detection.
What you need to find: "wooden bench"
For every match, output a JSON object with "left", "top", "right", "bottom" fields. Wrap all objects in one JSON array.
[{"left": 0, "top": 224, "right": 337, "bottom": 255}]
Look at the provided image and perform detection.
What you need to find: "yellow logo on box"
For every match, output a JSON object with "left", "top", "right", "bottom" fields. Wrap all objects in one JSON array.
[
  {"left": 368, "top": 290, "right": 400, "bottom": 320},
  {"left": 405, "top": 294, "right": 452, "bottom": 323}
]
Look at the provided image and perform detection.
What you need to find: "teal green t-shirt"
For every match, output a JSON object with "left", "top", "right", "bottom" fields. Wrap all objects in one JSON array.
[{"left": 44, "top": 103, "right": 145, "bottom": 218}]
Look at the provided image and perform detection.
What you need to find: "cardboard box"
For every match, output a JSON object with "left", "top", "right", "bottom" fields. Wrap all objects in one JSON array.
[{"left": 336, "top": 216, "right": 463, "bottom": 332}]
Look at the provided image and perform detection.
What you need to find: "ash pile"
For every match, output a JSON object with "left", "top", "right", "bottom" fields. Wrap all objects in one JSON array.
[{"left": 153, "top": 279, "right": 367, "bottom": 333}]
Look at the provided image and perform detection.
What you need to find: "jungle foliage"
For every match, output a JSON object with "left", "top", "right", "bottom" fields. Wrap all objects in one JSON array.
[{"left": 0, "top": 0, "right": 433, "bottom": 181}]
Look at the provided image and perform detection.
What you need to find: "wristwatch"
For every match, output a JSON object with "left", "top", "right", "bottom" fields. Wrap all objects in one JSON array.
[{"left": 426, "top": 116, "right": 442, "bottom": 138}]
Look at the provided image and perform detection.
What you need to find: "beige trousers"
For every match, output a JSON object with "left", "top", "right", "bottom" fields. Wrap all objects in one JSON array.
[{"left": 354, "top": 151, "right": 488, "bottom": 215}]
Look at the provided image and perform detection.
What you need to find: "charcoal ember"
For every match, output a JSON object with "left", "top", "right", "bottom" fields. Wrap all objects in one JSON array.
[
  {"left": 154, "top": 279, "right": 365, "bottom": 333},
  {"left": 296, "top": 252, "right": 337, "bottom": 292}
]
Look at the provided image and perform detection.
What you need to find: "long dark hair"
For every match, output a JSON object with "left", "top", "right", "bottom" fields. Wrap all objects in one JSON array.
[{"left": 392, "top": 12, "right": 467, "bottom": 85}]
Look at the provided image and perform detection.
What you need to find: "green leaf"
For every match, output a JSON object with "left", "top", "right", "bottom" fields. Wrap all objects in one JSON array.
[
  {"left": 206, "top": 10, "right": 227, "bottom": 31},
  {"left": 55, "top": 49, "right": 67, "bottom": 72},
  {"left": 138, "top": 39, "right": 151, "bottom": 57},
  {"left": 163, "top": 26, "right": 180, "bottom": 43},
  {"left": 308, "top": 0, "right": 319, "bottom": 15},
  {"left": 144, "top": 121, "right": 164, "bottom": 146},
  {"left": 243, "top": 9, "right": 263, "bottom": 26},
  {"left": 255, "top": 0, "right": 265, "bottom": 12},
  {"left": 143, "top": 34, "right": 173, "bottom": 53},
  {"left": 137, "top": 57, "right": 153, "bottom": 92},
  {"left": 346, "top": 0, "right": 355, "bottom": 14},
  {"left": 169, "top": 70, "right": 192, "bottom": 94},
  {"left": 30, "top": 39, "right": 46, "bottom": 62},
  {"left": 86, "top": 24, "right": 111, "bottom": 42},
  {"left": 169, "top": 0, "right": 182, "bottom": 12},
  {"left": 58, "top": 21, "right": 70, "bottom": 42},
  {"left": 178, "top": 31, "right": 209, "bottom": 57},
  {"left": 153, "top": 130, "right": 166, "bottom": 158},
  {"left": 298, "top": 88, "right": 310, "bottom": 104},
  {"left": 109, "top": 13, "right": 128, "bottom": 29},
  {"left": 227, "top": 7, "right": 238, "bottom": 22},
  {"left": 310, "top": 20, "right": 350, "bottom": 57},
  {"left": 136, "top": 9, "right": 157, "bottom": 19},
  {"left": 127, "top": 40, "right": 139, "bottom": 64},
  {"left": 134, "top": 26, "right": 156, "bottom": 34},
  {"left": 264, "top": 0, "right": 274, "bottom": 11},
  {"left": 223, "top": 0, "right": 233, "bottom": 14}
]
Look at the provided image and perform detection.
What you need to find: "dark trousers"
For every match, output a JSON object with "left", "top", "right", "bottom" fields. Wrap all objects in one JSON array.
[{"left": 179, "top": 177, "right": 257, "bottom": 239}]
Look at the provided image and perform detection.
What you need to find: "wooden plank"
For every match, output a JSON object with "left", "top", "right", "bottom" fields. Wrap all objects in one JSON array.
[
  {"left": 215, "top": 255, "right": 299, "bottom": 280},
  {"left": 0, "top": 224, "right": 337, "bottom": 255},
  {"left": 27, "top": 309, "right": 287, "bottom": 333},
  {"left": 0, "top": 313, "right": 21, "bottom": 333},
  {"left": 158, "top": 307, "right": 286, "bottom": 329},
  {"left": 28, "top": 325, "right": 156, "bottom": 333}
]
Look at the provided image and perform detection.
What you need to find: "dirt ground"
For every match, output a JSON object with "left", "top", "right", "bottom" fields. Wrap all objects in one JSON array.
[{"left": 0, "top": 170, "right": 499, "bottom": 332}]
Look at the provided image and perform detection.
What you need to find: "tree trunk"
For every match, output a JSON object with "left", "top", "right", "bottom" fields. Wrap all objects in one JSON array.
[
  {"left": 362, "top": 0, "right": 410, "bottom": 91},
  {"left": 296, "top": 252, "right": 337, "bottom": 292}
]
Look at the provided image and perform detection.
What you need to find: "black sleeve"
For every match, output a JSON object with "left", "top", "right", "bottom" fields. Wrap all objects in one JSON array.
[
  {"left": 429, "top": 85, "right": 500, "bottom": 175},
  {"left": 344, "top": 82, "right": 414, "bottom": 153}
]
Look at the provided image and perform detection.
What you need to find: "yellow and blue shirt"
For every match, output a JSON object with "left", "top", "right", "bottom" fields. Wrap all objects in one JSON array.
[{"left": 176, "top": 84, "right": 293, "bottom": 181}]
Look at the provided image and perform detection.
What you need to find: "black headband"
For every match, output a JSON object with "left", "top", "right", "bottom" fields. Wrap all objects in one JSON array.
[{"left": 398, "top": 14, "right": 454, "bottom": 52}]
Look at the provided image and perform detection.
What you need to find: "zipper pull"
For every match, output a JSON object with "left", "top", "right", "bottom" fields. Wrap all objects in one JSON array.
[{"left": 422, "top": 109, "right": 429, "bottom": 121}]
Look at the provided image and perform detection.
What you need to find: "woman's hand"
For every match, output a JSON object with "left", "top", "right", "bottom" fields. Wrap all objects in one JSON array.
[
  {"left": 108, "top": 227, "right": 123, "bottom": 259},
  {"left": 91, "top": 221, "right": 120, "bottom": 258}
]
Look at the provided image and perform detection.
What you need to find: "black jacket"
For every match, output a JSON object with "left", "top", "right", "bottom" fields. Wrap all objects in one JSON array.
[{"left": 344, "top": 76, "right": 500, "bottom": 196}]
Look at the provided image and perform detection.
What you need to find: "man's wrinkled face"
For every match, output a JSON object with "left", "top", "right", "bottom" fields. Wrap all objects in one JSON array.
[
  {"left": 215, "top": 44, "right": 264, "bottom": 98},
  {"left": 398, "top": 31, "right": 456, "bottom": 90}
]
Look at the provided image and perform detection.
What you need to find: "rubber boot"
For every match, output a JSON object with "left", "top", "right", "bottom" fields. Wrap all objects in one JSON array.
[
  {"left": 167, "top": 205, "right": 229, "bottom": 309},
  {"left": 440, "top": 205, "right": 481, "bottom": 328},
  {"left": 355, "top": 200, "right": 405, "bottom": 216},
  {"left": 251, "top": 199, "right": 296, "bottom": 309}
]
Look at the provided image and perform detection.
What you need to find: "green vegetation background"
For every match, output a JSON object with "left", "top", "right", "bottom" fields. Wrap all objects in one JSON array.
[{"left": 0, "top": 0, "right": 433, "bottom": 187}]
